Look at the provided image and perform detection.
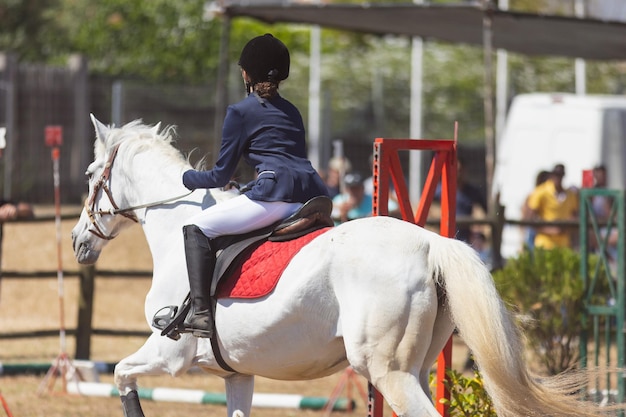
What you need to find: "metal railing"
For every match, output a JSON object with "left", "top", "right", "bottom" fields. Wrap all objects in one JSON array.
[{"left": 580, "top": 189, "right": 625, "bottom": 407}]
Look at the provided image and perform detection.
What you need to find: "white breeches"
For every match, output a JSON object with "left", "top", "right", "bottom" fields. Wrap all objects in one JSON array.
[{"left": 185, "top": 194, "right": 302, "bottom": 239}]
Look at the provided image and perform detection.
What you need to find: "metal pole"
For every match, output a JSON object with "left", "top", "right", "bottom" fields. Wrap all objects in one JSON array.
[
  {"left": 69, "top": 55, "right": 90, "bottom": 198},
  {"left": 308, "top": 24, "right": 322, "bottom": 170},
  {"left": 482, "top": 1, "right": 496, "bottom": 215},
  {"left": 213, "top": 14, "right": 231, "bottom": 163},
  {"left": 495, "top": 0, "right": 508, "bottom": 142},
  {"left": 575, "top": 0, "right": 586, "bottom": 95},
  {"left": 409, "top": 0, "right": 424, "bottom": 205},
  {"left": 111, "top": 80, "right": 124, "bottom": 126}
]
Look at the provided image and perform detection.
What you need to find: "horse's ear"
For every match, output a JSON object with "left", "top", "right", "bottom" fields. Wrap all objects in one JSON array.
[
  {"left": 151, "top": 122, "right": 161, "bottom": 135},
  {"left": 90, "top": 114, "right": 109, "bottom": 144}
]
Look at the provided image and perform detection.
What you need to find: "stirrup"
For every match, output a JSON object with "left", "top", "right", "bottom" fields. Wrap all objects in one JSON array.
[{"left": 152, "top": 295, "right": 191, "bottom": 341}]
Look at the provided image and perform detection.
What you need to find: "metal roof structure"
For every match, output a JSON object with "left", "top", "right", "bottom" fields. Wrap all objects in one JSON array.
[
  {"left": 221, "top": 1, "right": 626, "bottom": 61},
  {"left": 211, "top": 1, "right": 626, "bottom": 207}
]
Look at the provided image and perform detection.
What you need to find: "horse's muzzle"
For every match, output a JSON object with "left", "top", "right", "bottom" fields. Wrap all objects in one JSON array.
[{"left": 72, "top": 231, "right": 101, "bottom": 265}]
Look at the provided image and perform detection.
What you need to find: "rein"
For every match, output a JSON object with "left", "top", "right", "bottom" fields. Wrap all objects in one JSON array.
[
  {"left": 89, "top": 191, "right": 194, "bottom": 217},
  {"left": 85, "top": 143, "right": 193, "bottom": 240}
]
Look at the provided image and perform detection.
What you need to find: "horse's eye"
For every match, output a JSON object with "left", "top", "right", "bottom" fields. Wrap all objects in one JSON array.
[{"left": 85, "top": 171, "right": 95, "bottom": 183}]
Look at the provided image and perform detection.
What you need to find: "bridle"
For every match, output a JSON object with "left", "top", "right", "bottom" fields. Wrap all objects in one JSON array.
[{"left": 84, "top": 143, "right": 192, "bottom": 240}]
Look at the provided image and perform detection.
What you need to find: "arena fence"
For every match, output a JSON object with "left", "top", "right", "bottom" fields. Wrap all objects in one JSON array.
[{"left": 0, "top": 212, "right": 152, "bottom": 360}]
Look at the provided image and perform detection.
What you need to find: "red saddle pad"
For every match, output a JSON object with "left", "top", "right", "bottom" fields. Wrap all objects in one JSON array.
[{"left": 216, "top": 228, "right": 330, "bottom": 299}]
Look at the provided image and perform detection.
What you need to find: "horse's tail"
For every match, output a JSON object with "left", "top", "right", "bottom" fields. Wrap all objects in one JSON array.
[{"left": 428, "top": 235, "right": 604, "bottom": 417}]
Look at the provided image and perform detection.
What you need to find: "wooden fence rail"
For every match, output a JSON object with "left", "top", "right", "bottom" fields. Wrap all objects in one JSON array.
[
  {"left": 0, "top": 212, "right": 153, "bottom": 360},
  {"left": 0, "top": 262, "right": 153, "bottom": 359}
]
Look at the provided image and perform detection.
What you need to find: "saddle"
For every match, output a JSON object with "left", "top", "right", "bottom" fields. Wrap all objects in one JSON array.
[{"left": 152, "top": 196, "right": 334, "bottom": 342}]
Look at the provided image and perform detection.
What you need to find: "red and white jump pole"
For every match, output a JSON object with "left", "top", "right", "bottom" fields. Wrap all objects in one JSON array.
[{"left": 38, "top": 125, "right": 77, "bottom": 395}]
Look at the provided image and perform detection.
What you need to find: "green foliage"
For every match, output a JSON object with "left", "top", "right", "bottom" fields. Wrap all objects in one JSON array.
[
  {"left": 53, "top": 0, "right": 222, "bottom": 83},
  {"left": 423, "top": 43, "right": 484, "bottom": 140},
  {"left": 3, "top": 0, "right": 626, "bottom": 144},
  {"left": 0, "top": 0, "right": 65, "bottom": 62},
  {"left": 431, "top": 369, "right": 497, "bottom": 417},
  {"left": 492, "top": 247, "right": 607, "bottom": 375}
]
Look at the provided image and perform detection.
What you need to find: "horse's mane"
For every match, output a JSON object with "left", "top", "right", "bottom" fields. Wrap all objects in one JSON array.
[
  {"left": 96, "top": 119, "right": 188, "bottom": 170},
  {"left": 94, "top": 119, "right": 238, "bottom": 203}
]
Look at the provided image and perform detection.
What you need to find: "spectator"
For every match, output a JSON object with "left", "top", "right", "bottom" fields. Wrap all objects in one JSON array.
[
  {"left": 0, "top": 201, "right": 33, "bottom": 222},
  {"left": 521, "top": 169, "right": 551, "bottom": 251},
  {"left": 0, "top": 139, "right": 34, "bottom": 222},
  {"left": 470, "top": 231, "right": 492, "bottom": 269},
  {"left": 590, "top": 164, "right": 618, "bottom": 264},
  {"left": 591, "top": 164, "right": 610, "bottom": 217},
  {"left": 525, "top": 163, "right": 579, "bottom": 249},
  {"left": 332, "top": 172, "right": 372, "bottom": 223},
  {"left": 324, "top": 156, "right": 352, "bottom": 199}
]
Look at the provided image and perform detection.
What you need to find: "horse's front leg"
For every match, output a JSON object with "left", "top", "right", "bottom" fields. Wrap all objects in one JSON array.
[
  {"left": 225, "top": 373, "right": 255, "bottom": 417},
  {"left": 114, "top": 333, "right": 198, "bottom": 417}
]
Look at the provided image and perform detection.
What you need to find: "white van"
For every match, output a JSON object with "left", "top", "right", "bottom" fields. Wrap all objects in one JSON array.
[{"left": 492, "top": 93, "right": 626, "bottom": 258}]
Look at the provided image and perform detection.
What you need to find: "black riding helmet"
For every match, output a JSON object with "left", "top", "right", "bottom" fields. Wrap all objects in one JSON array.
[{"left": 238, "top": 34, "right": 290, "bottom": 84}]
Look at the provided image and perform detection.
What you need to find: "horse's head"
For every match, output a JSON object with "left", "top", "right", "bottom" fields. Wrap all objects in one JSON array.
[{"left": 71, "top": 115, "right": 164, "bottom": 264}]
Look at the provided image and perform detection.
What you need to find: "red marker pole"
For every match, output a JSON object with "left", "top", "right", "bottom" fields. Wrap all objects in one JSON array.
[
  {"left": 48, "top": 127, "right": 65, "bottom": 354},
  {"left": 38, "top": 126, "right": 75, "bottom": 395}
]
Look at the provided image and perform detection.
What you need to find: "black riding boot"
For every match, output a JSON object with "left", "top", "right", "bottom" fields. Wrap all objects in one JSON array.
[{"left": 182, "top": 224, "right": 216, "bottom": 338}]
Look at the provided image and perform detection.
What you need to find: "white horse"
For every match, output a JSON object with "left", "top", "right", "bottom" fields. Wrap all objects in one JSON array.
[{"left": 71, "top": 116, "right": 606, "bottom": 417}]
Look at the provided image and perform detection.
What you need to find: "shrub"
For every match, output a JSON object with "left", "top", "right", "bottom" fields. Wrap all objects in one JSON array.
[
  {"left": 433, "top": 369, "right": 497, "bottom": 417},
  {"left": 492, "top": 246, "right": 606, "bottom": 375}
]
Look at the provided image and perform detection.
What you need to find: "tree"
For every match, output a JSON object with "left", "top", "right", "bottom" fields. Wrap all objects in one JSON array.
[
  {"left": 52, "top": 0, "right": 222, "bottom": 83},
  {"left": 0, "top": 0, "right": 65, "bottom": 62},
  {"left": 3, "top": 0, "right": 624, "bottom": 144}
]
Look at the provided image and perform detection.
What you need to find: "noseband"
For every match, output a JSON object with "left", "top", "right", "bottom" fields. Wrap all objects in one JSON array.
[{"left": 84, "top": 143, "right": 192, "bottom": 240}]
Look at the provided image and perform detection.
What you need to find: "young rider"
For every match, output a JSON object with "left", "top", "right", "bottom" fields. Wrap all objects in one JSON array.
[{"left": 180, "top": 34, "right": 329, "bottom": 338}]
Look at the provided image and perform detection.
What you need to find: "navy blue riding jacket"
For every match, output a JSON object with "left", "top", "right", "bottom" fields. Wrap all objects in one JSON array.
[{"left": 182, "top": 93, "right": 329, "bottom": 204}]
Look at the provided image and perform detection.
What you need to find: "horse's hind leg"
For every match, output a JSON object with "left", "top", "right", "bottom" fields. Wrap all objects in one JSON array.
[
  {"left": 378, "top": 303, "right": 455, "bottom": 417},
  {"left": 346, "top": 291, "right": 447, "bottom": 417},
  {"left": 375, "top": 372, "right": 441, "bottom": 417},
  {"left": 346, "top": 331, "right": 442, "bottom": 414}
]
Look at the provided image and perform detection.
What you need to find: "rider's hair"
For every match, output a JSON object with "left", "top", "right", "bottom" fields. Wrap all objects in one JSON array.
[{"left": 253, "top": 81, "right": 279, "bottom": 99}]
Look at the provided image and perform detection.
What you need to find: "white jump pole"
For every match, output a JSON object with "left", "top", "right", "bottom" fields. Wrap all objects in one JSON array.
[{"left": 67, "top": 382, "right": 354, "bottom": 411}]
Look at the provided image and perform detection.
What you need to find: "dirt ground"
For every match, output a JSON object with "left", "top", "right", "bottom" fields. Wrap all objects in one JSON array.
[{"left": 0, "top": 206, "right": 470, "bottom": 417}]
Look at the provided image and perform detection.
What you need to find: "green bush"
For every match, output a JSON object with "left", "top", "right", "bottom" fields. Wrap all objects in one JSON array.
[
  {"left": 432, "top": 369, "right": 497, "bottom": 417},
  {"left": 492, "top": 247, "right": 607, "bottom": 375}
]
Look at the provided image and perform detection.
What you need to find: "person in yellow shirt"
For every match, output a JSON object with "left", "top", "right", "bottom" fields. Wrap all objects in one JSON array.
[{"left": 526, "top": 164, "right": 579, "bottom": 249}]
